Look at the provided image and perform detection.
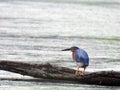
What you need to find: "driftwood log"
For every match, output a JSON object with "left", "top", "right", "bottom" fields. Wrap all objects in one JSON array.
[{"left": 0, "top": 60, "right": 120, "bottom": 86}]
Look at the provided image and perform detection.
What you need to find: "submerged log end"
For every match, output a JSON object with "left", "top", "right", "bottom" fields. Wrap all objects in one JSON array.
[{"left": 77, "top": 70, "right": 120, "bottom": 86}]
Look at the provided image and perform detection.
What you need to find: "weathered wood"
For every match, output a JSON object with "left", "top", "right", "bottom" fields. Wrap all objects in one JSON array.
[{"left": 0, "top": 60, "right": 120, "bottom": 86}]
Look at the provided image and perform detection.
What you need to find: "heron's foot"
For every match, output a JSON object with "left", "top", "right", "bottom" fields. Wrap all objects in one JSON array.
[
  {"left": 80, "top": 71, "right": 85, "bottom": 76},
  {"left": 75, "top": 73, "right": 79, "bottom": 77},
  {"left": 75, "top": 70, "right": 79, "bottom": 77}
]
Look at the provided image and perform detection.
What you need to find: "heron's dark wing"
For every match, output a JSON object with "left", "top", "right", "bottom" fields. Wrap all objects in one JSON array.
[
  {"left": 74, "top": 53, "right": 84, "bottom": 63},
  {"left": 74, "top": 49, "right": 89, "bottom": 66}
]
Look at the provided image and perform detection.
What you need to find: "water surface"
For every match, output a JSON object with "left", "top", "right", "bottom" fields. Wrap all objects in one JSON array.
[{"left": 0, "top": 0, "right": 120, "bottom": 89}]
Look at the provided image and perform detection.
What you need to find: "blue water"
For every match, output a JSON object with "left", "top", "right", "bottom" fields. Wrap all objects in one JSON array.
[{"left": 0, "top": 0, "right": 120, "bottom": 89}]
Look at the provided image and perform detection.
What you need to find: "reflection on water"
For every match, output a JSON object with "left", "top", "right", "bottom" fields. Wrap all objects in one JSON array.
[{"left": 0, "top": 0, "right": 120, "bottom": 89}]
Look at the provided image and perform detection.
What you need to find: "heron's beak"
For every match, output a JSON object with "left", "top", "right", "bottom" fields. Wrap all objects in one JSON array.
[{"left": 62, "top": 48, "right": 71, "bottom": 51}]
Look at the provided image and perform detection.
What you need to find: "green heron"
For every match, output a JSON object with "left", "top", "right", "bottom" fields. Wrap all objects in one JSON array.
[{"left": 62, "top": 46, "right": 89, "bottom": 76}]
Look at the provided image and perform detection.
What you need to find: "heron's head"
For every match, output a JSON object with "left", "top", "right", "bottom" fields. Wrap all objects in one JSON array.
[{"left": 62, "top": 46, "right": 79, "bottom": 52}]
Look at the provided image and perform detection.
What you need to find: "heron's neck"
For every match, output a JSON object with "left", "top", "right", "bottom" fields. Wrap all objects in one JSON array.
[
  {"left": 72, "top": 52, "right": 75, "bottom": 59},
  {"left": 72, "top": 49, "right": 79, "bottom": 59}
]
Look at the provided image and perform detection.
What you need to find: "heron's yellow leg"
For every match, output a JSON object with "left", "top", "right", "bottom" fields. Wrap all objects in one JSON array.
[
  {"left": 80, "top": 67, "right": 85, "bottom": 76},
  {"left": 75, "top": 65, "right": 80, "bottom": 77}
]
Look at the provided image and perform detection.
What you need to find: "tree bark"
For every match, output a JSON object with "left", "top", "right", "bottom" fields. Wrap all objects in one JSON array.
[{"left": 0, "top": 60, "right": 120, "bottom": 86}]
